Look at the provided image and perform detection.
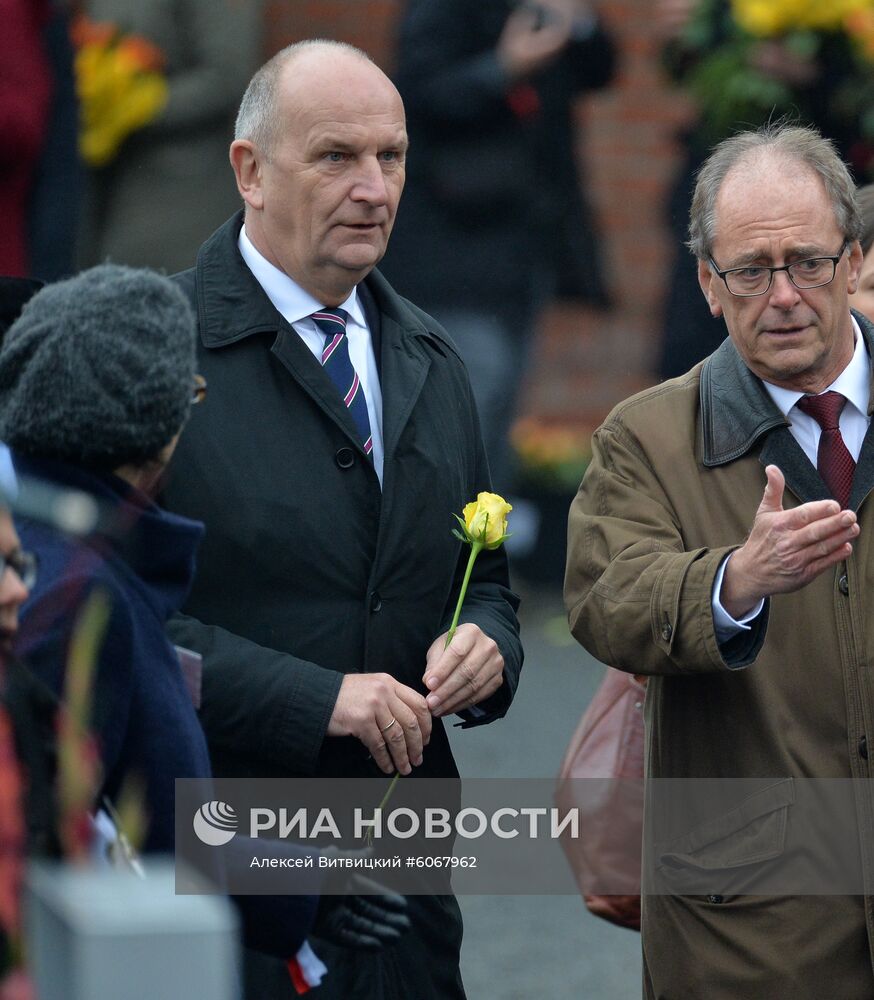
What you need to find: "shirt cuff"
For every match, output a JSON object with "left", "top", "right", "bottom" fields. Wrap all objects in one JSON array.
[{"left": 712, "top": 553, "right": 765, "bottom": 643}]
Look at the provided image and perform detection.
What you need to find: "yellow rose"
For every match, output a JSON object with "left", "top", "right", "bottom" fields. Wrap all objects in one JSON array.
[{"left": 461, "top": 492, "right": 512, "bottom": 549}]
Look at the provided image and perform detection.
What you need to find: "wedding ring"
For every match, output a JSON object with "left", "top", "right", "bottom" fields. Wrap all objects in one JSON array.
[{"left": 380, "top": 717, "right": 397, "bottom": 733}]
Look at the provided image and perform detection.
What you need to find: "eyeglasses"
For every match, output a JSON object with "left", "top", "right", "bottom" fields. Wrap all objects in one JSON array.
[
  {"left": 0, "top": 549, "right": 37, "bottom": 589},
  {"left": 708, "top": 241, "right": 849, "bottom": 297},
  {"left": 192, "top": 374, "right": 207, "bottom": 405}
]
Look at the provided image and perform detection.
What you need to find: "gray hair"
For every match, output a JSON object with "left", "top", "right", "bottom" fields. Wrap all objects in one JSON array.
[
  {"left": 234, "top": 39, "right": 373, "bottom": 159},
  {"left": 688, "top": 123, "right": 862, "bottom": 260}
]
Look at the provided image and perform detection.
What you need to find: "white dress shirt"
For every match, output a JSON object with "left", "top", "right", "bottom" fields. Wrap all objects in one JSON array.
[
  {"left": 713, "top": 317, "right": 871, "bottom": 641},
  {"left": 238, "top": 225, "right": 385, "bottom": 486}
]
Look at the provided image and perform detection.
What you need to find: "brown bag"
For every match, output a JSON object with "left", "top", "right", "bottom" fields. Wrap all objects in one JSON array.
[{"left": 555, "top": 667, "right": 646, "bottom": 931}]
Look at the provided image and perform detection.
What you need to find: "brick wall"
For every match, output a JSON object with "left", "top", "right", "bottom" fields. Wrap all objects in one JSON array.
[
  {"left": 265, "top": 0, "right": 401, "bottom": 68},
  {"left": 264, "top": 0, "right": 696, "bottom": 432}
]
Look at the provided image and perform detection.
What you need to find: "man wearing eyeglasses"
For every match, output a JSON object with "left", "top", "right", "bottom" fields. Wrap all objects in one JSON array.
[{"left": 566, "top": 123, "right": 874, "bottom": 998}]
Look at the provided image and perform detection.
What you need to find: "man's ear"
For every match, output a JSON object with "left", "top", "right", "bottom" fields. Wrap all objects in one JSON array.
[
  {"left": 229, "top": 140, "right": 264, "bottom": 211},
  {"left": 846, "top": 239, "right": 863, "bottom": 294},
  {"left": 698, "top": 258, "right": 724, "bottom": 318}
]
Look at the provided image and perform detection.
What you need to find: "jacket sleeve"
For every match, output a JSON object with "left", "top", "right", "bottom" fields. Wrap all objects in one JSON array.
[
  {"left": 564, "top": 419, "right": 768, "bottom": 676},
  {"left": 167, "top": 613, "right": 343, "bottom": 775}
]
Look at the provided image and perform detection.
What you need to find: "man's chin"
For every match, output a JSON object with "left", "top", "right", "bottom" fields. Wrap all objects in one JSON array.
[
  {"left": 335, "top": 246, "right": 385, "bottom": 275},
  {"left": 754, "top": 348, "right": 825, "bottom": 388}
]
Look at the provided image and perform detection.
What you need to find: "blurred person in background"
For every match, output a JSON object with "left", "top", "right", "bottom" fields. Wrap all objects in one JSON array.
[
  {"left": 380, "top": 0, "right": 615, "bottom": 486},
  {"left": 0, "top": 0, "right": 52, "bottom": 277},
  {"left": 0, "top": 0, "right": 80, "bottom": 281},
  {"left": 656, "top": 0, "right": 868, "bottom": 380},
  {"left": 851, "top": 183, "right": 874, "bottom": 320},
  {"left": 28, "top": 0, "right": 81, "bottom": 282},
  {"left": 76, "top": 0, "right": 263, "bottom": 273}
]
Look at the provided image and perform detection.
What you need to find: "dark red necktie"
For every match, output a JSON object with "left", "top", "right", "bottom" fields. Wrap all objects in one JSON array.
[{"left": 796, "top": 391, "right": 855, "bottom": 509}]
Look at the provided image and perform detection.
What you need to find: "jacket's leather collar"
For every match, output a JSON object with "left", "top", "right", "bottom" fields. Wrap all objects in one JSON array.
[
  {"left": 193, "top": 212, "right": 451, "bottom": 353},
  {"left": 700, "top": 309, "right": 874, "bottom": 467}
]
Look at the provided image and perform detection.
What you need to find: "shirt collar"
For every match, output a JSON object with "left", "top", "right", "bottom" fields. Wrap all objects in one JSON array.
[
  {"left": 762, "top": 315, "right": 871, "bottom": 419},
  {"left": 238, "top": 225, "right": 366, "bottom": 329}
]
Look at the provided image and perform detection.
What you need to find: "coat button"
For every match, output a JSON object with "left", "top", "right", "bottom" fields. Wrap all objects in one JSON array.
[
  {"left": 661, "top": 621, "right": 673, "bottom": 642},
  {"left": 860, "top": 735, "right": 868, "bottom": 760},
  {"left": 370, "top": 592, "right": 382, "bottom": 613},
  {"left": 335, "top": 447, "right": 355, "bottom": 469},
  {"left": 838, "top": 573, "right": 849, "bottom": 595}
]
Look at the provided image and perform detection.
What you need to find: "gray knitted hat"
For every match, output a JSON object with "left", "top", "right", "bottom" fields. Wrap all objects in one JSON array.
[{"left": 0, "top": 264, "right": 197, "bottom": 471}]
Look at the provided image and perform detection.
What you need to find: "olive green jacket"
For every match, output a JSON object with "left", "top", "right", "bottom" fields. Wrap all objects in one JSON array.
[{"left": 566, "top": 311, "right": 874, "bottom": 999}]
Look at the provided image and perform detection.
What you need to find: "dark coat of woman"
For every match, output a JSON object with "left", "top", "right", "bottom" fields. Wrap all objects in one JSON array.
[
  {"left": 13, "top": 454, "right": 319, "bottom": 958},
  {"left": 15, "top": 454, "right": 211, "bottom": 853},
  {"left": 163, "top": 213, "right": 524, "bottom": 1000}
]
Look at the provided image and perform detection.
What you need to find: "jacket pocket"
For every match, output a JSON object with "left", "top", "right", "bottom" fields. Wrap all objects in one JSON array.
[{"left": 652, "top": 778, "right": 795, "bottom": 894}]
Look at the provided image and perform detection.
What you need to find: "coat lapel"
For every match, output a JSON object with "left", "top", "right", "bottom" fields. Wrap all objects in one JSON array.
[
  {"left": 364, "top": 271, "right": 431, "bottom": 467},
  {"left": 701, "top": 310, "right": 874, "bottom": 509},
  {"left": 269, "top": 320, "right": 373, "bottom": 457},
  {"left": 759, "top": 426, "right": 829, "bottom": 505},
  {"left": 377, "top": 316, "right": 430, "bottom": 464},
  {"left": 699, "top": 337, "right": 788, "bottom": 468},
  {"left": 849, "top": 417, "right": 874, "bottom": 511},
  {"left": 850, "top": 309, "right": 874, "bottom": 509},
  {"left": 193, "top": 218, "right": 451, "bottom": 470},
  {"left": 194, "top": 213, "right": 377, "bottom": 458}
]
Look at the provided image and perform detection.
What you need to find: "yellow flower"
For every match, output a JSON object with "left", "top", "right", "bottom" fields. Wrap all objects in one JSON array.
[
  {"left": 73, "top": 17, "right": 168, "bottom": 167},
  {"left": 733, "top": 0, "right": 874, "bottom": 34},
  {"left": 445, "top": 492, "right": 511, "bottom": 651},
  {"left": 802, "top": 0, "right": 870, "bottom": 30},
  {"left": 847, "top": 7, "right": 874, "bottom": 59},
  {"left": 732, "top": 0, "right": 792, "bottom": 36},
  {"left": 460, "top": 492, "right": 512, "bottom": 549}
]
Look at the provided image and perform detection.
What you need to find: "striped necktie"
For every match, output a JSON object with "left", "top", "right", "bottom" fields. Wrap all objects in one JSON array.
[{"left": 312, "top": 308, "right": 373, "bottom": 456}]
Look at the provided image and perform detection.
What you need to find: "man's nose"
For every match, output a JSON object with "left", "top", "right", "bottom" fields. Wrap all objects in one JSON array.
[
  {"left": 768, "top": 268, "right": 801, "bottom": 308},
  {"left": 350, "top": 157, "right": 389, "bottom": 205}
]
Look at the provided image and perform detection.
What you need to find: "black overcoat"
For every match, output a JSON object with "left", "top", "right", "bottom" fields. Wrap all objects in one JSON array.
[{"left": 164, "top": 214, "right": 523, "bottom": 999}]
